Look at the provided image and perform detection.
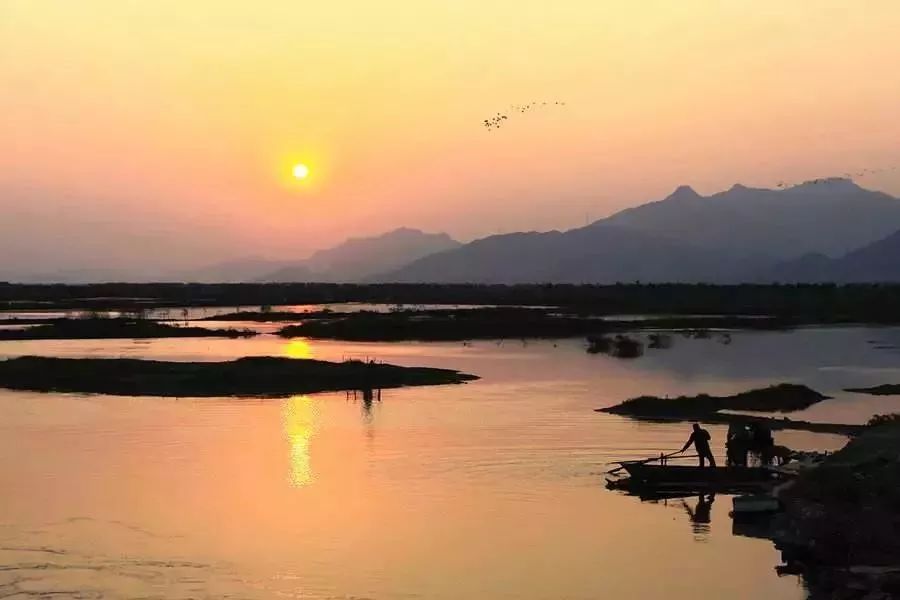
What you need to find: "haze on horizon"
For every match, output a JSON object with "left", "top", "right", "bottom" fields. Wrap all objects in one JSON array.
[{"left": 3, "top": 1, "right": 900, "bottom": 278}]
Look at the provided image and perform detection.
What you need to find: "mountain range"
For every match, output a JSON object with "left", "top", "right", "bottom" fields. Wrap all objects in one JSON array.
[
  {"left": 5, "top": 178, "right": 900, "bottom": 284},
  {"left": 256, "top": 227, "right": 460, "bottom": 283},
  {"left": 771, "top": 229, "right": 900, "bottom": 283},
  {"left": 381, "top": 178, "right": 900, "bottom": 284}
]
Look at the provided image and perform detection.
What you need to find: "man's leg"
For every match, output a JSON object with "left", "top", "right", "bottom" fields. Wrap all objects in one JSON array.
[
  {"left": 705, "top": 451, "right": 717, "bottom": 468},
  {"left": 699, "top": 454, "right": 706, "bottom": 467}
]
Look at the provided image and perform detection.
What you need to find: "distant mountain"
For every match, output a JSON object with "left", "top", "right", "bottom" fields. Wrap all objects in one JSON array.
[
  {"left": 770, "top": 229, "right": 900, "bottom": 283},
  {"left": 604, "top": 178, "right": 900, "bottom": 259},
  {"left": 379, "top": 222, "right": 770, "bottom": 284},
  {"left": 380, "top": 179, "right": 900, "bottom": 284},
  {"left": 259, "top": 227, "right": 460, "bottom": 282}
]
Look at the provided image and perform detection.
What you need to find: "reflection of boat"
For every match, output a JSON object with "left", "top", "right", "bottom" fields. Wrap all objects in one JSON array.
[
  {"left": 731, "top": 514, "right": 777, "bottom": 540},
  {"left": 619, "top": 464, "right": 778, "bottom": 489}
]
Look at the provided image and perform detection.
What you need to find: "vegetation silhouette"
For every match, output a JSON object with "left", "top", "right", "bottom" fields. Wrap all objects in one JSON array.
[
  {"left": 597, "top": 384, "right": 862, "bottom": 435},
  {"left": 0, "top": 356, "right": 477, "bottom": 397},
  {"left": 3, "top": 283, "right": 900, "bottom": 325},
  {"left": 0, "top": 318, "right": 255, "bottom": 340}
]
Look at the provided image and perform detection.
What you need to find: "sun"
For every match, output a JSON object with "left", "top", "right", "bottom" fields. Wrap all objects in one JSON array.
[{"left": 292, "top": 163, "right": 310, "bottom": 180}]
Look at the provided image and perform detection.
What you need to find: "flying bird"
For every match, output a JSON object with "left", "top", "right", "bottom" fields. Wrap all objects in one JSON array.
[
  {"left": 482, "top": 100, "right": 567, "bottom": 131},
  {"left": 772, "top": 163, "right": 899, "bottom": 190}
]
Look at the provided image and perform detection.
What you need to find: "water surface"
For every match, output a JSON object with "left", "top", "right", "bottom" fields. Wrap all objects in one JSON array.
[{"left": 2, "top": 326, "right": 899, "bottom": 599}]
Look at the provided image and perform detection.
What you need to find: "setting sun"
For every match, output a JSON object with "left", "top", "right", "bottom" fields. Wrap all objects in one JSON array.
[{"left": 292, "top": 163, "right": 310, "bottom": 180}]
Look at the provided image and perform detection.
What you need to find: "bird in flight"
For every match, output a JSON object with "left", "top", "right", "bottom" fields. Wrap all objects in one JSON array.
[{"left": 482, "top": 100, "right": 567, "bottom": 131}]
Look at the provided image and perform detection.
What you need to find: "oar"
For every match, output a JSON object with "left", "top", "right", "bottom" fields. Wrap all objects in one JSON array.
[{"left": 606, "top": 450, "right": 683, "bottom": 476}]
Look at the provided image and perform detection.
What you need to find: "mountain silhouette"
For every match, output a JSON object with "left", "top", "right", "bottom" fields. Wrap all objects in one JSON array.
[
  {"left": 380, "top": 179, "right": 900, "bottom": 284},
  {"left": 378, "top": 223, "right": 769, "bottom": 284},
  {"left": 604, "top": 178, "right": 900, "bottom": 259},
  {"left": 258, "top": 227, "right": 460, "bottom": 283},
  {"left": 770, "top": 229, "right": 900, "bottom": 282}
]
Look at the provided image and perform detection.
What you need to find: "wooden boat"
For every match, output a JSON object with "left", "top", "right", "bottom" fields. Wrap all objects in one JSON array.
[{"left": 620, "top": 463, "right": 778, "bottom": 488}]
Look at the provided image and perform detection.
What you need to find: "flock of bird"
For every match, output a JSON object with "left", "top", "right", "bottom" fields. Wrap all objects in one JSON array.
[
  {"left": 775, "top": 165, "right": 900, "bottom": 189},
  {"left": 482, "top": 101, "right": 567, "bottom": 131}
]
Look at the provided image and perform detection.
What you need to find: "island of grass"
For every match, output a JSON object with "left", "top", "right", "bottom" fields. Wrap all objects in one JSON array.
[
  {"left": 274, "top": 307, "right": 798, "bottom": 342},
  {"left": 596, "top": 384, "right": 864, "bottom": 435},
  {"left": 846, "top": 384, "right": 900, "bottom": 396},
  {"left": 276, "top": 307, "right": 610, "bottom": 341},
  {"left": 0, "top": 356, "right": 477, "bottom": 397},
  {"left": 0, "top": 318, "right": 255, "bottom": 340}
]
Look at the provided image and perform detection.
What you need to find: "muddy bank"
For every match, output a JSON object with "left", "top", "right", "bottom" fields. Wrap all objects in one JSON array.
[
  {"left": 0, "top": 318, "right": 255, "bottom": 340},
  {"left": 0, "top": 356, "right": 477, "bottom": 397},
  {"left": 596, "top": 384, "right": 864, "bottom": 435}
]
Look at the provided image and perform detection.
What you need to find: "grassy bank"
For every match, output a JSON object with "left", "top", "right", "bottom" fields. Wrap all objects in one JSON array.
[
  {"left": 0, "top": 356, "right": 477, "bottom": 397},
  {"left": 846, "top": 384, "right": 900, "bottom": 396},
  {"left": 596, "top": 384, "right": 863, "bottom": 435}
]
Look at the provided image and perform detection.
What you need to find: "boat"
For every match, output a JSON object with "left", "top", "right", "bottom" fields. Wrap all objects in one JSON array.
[{"left": 617, "top": 463, "right": 779, "bottom": 490}]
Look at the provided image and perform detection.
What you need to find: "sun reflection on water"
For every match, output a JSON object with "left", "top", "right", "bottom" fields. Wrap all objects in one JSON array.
[
  {"left": 282, "top": 395, "right": 319, "bottom": 487},
  {"left": 284, "top": 339, "right": 314, "bottom": 360}
]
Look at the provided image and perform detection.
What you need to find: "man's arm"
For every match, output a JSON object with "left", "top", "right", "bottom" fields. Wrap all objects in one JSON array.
[{"left": 680, "top": 433, "right": 695, "bottom": 453}]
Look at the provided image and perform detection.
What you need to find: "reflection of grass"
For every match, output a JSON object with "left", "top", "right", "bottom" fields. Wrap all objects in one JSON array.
[{"left": 283, "top": 396, "right": 317, "bottom": 487}]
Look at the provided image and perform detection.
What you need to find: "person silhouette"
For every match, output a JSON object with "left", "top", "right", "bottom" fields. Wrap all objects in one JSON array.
[{"left": 680, "top": 423, "right": 716, "bottom": 467}]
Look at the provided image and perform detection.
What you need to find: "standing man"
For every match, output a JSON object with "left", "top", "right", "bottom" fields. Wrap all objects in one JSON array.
[{"left": 680, "top": 423, "right": 716, "bottom": 467}]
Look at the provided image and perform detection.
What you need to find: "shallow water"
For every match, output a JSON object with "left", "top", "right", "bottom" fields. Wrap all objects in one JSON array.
[
  {"left": 0, "top": 302, "right": 507, "bottom": 322},
  {"left": 1, "top": 326, "right": 899, "bottom": 599}
]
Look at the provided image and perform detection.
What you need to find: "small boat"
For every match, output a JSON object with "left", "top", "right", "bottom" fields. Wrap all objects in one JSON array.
[{"left": 620, "top": 463, "right": 778, "bottom": 489}]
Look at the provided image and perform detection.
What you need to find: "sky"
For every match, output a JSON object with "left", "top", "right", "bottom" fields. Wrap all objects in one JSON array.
[{"left": 2, "top": 1, "right": 900, "bottom": 277}]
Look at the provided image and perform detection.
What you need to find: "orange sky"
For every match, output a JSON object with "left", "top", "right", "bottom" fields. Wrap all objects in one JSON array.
[{"left": 2, "top": 1, "right": 900, "bottom": 274}]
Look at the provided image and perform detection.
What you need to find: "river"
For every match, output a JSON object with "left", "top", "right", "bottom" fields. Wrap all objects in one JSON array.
[{"left": 2, "top": 320, "right": 899, "bottom": 599}]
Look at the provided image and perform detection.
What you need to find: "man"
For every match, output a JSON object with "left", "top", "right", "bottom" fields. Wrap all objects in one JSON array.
[{"left": 680, "top": 423, "right": 716, "bottom": 467}]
